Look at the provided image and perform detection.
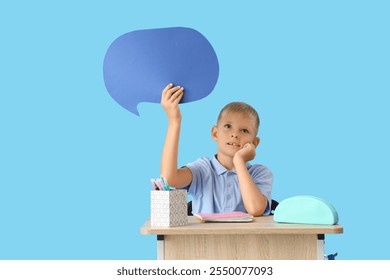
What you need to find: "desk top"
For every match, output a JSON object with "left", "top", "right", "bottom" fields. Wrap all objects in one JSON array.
[{"left": 140, "top": 216, "right": 343, "bottom": 235}]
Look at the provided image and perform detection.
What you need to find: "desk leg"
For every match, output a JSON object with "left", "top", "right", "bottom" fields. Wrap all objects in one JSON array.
[
  {"left": 317, "top": 234, "right": 325, "bottom": 260},
  {"left": 157, "top": 235, "right": 165, "bottom": 260}
]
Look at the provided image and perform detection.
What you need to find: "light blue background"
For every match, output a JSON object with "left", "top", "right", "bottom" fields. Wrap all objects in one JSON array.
[{"left": 1, "top": 1, "right": 389, "bottom": 260}]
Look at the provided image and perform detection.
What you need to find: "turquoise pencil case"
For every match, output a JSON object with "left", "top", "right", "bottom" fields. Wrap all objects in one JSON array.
[{"left": 273, "top": 195, "right": 339, "bottom": 225}]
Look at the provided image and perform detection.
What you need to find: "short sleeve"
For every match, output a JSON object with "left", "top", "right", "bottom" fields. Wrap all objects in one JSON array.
[{"left": 185, "top": 157, "right": 211, "bottom": 196}]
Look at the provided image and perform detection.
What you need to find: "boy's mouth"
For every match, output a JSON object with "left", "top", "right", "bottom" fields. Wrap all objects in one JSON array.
[{"left": 227, "top": 142, "right": 241, "bottom": 148}]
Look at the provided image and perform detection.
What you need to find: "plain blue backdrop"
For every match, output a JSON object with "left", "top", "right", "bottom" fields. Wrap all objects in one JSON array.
[{"left": 1, "top": 0, "right": 389, "bottom": 260}]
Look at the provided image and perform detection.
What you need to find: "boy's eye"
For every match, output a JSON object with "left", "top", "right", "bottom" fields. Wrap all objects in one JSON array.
[
  {"left": 242, "top": 129, "right": 249, "bottom": 134},
  {"left": 224, "top": 124, "right": 231, "bottom": 129}
]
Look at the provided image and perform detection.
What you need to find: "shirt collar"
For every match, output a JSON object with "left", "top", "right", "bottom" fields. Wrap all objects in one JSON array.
[{"left": 211, "top": 154, "right": 252, "bottom": 175}]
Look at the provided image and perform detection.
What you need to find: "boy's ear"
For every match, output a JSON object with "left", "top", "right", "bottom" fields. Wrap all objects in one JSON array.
[
  {"left": 253, "top": 137, "right": 261, "bottom": 148},
  {"left": 211, "top": 125, "right": 218, "bottom": 141}
]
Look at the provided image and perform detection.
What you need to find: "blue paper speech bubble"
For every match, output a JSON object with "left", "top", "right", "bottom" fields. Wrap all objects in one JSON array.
[{"left": 103, "top": 27, "right": 219, "bottom": 116}]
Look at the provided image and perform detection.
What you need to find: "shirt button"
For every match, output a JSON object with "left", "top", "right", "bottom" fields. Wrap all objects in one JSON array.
[{"left": 227, "top": 194, "right": 231, "bottom": 199}]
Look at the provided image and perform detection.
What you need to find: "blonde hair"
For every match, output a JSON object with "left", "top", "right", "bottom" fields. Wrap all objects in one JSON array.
[{"left": 217, "top": 102, "right": 260, "bottom": 129}]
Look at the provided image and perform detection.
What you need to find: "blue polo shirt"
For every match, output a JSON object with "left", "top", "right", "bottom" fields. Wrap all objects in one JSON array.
[{"left": 185, "top": 155, "right": 273, "bottom": 215}]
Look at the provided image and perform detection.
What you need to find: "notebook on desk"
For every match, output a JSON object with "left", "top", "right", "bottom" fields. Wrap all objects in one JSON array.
[{"left": 194, "top": 211, "right": 253, "bottom": 222}]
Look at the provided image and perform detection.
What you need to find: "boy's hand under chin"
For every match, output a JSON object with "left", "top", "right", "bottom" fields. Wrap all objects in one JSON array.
[{"left": 233, "top": 143, "right": 257, "bottom": 164}]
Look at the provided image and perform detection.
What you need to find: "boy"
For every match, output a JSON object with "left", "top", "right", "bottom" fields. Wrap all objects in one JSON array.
[{"left": 160, "top": 84, "right": 273, "bottom": 216}]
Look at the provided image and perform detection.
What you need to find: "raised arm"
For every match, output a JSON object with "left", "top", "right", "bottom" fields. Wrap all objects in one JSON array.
[{"left": 160, "top": 84, "right": 192, "bottom": 188}]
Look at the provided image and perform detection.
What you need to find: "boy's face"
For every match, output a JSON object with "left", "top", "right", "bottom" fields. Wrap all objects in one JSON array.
[{"left": 211, "top": 111, "right": 260, "bottom": 158}]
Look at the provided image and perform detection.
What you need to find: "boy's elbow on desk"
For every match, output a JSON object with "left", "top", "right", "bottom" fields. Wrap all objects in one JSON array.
[
  {"left": 246, "top": 201, "right": 268, "bottom": 217},
  {"left": 247, "top": 208, "right": 264, "bottom": 217}
]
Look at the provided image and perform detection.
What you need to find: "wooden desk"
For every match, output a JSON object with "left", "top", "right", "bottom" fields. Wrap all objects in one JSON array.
[{"left": 140, "top": 216, "right": 343, "bottom": 260}]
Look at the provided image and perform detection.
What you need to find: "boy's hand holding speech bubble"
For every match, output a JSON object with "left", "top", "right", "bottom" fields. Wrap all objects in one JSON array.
[{"left": 103, "top": 27, "right": 219, "bottom": 116}]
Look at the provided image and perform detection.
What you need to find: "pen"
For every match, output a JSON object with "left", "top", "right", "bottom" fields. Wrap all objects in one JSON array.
[
  {"left": 151, "top": 177, "right": 171, "bottom": 191},
  {"left": 150, "top": 179, "right": 159, "bottom": 190},
  {"left": 161, "top": 177, "right": 170, "bottom": 191},
  {"left": 155, "top": 179, "right": 163, "bottom": 191}
]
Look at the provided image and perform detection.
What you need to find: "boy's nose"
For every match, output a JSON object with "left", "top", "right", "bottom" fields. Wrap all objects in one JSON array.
[{"left": 231, "top": 134, "right": 238, "bottom": 138}]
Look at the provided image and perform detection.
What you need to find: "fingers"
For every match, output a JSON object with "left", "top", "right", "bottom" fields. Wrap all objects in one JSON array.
[
  {"left": 162, "top": 83, "right": 174, "bottom": 94},
  {"left": 171, "top": 87, "right": 184, "bottom": 103},
  {"left": 242, "top": 143, "right": 256, "bottom": 156},
  {"left": 243, "top": 143, "right": 254, "bottom": 149},
  {"left": 162, "top": 83, "right": 184, "bottom": 103},
  {"left": 238, "top": 143, "right": 257, "bottom": 162}
]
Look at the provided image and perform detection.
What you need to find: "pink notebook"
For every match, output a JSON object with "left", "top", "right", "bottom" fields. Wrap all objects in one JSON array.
[{"left": 194, "top": 211, "right": 253, "bottom": 222}]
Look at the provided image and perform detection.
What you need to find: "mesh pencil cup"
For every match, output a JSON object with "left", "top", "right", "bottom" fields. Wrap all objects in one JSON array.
[{"left": 150, "top": 189, "right": 188, "bottom": 227}]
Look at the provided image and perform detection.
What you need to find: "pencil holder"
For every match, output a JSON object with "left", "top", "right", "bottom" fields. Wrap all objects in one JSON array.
[{"left": 150, "top": 189, "right": 188, "bottom": 227}]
